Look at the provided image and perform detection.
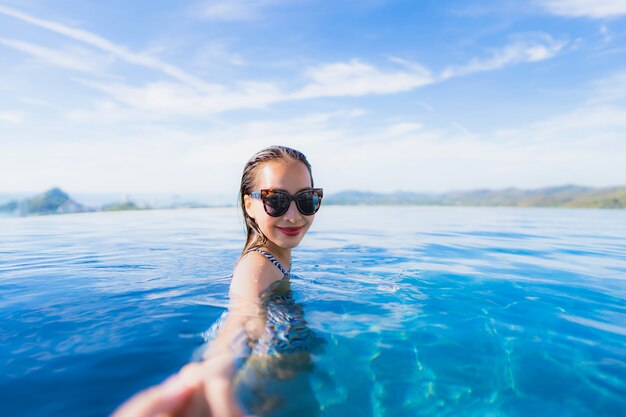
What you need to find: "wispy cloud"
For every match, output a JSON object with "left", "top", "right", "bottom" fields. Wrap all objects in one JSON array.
[
  {"left": 192, "top": 42, "right": 246, "bottom": 67},
  {"left": 537, "top": 0, "right": 626, "bottom": 18},
  {"left": 65, "top": 57, "right": 433, "bottom": 121},
  {"left": 588, "top": 69, "right": 626, "bottom": 103},
  {"left": 599, "top": 25, "right": 613, "bottom": 43},
  {"left": 0, "top": 5, "right": 434, "bottom": 115},
  {"left": 0, "top": 37, "right": 106, "bottom": 72},
  {"left": 3, "top": 96, "right": 626, "bottom": 193},
  {"left": 64, "top": 41, "right": 570, "bottom": 122},
  {"left": 0, "top": 5, "right": 210, "bottom": 89},
  {"left": 295, "top": 59, "right": 433, "bottom": 98},
  {"left": 68, "top": 79, "right": 285, "bottom": 121},
  {"left": 1, "top": 2, "right": 624, "bottom": 194},
  {"left": 531, "top": 105, "right": 626, "bottom": 137},
  {"left": 0, "top": 5, "right": 570, "bottom": 124},
  {"left": 441, "top": 35, "right": 566, "bottom": 79},
  {"left": 0, "top": 111, "right": 24, "bottom": 124},
  {"left": 190, "top": 0, "right": 289, "bottom": 21},
  {"left": 383, "top": 122, "right": 423, "bottom": 137}
]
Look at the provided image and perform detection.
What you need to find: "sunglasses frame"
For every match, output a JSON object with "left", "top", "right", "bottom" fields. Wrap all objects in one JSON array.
[{"left": 249, "top": 188, "right": 324, "bottom": 217}]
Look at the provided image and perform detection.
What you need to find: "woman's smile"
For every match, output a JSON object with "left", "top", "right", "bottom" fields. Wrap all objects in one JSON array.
[{"left": 277, "top": 226, "right": 304, "bottom": 236}]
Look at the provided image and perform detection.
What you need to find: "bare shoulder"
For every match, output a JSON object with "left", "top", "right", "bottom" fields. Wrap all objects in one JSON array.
[{"left": 230, "top": 251, "right": 285, "bottom": 299}]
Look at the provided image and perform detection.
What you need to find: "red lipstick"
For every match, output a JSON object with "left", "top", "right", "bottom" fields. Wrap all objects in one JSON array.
[{"left": 277, "top": 226, "right": 303, "bottom": 236}]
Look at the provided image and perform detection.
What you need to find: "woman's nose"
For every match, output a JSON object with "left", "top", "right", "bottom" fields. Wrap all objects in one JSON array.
[{"left": 282, "top": 200, "right": 302, "bottom": 221}]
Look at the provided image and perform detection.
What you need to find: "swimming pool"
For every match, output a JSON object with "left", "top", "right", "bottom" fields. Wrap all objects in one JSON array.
[{"left": 1, "top": 206, "right": 625, "bottom": 416}]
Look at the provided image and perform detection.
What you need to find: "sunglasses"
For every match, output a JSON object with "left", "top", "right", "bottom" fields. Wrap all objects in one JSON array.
[{"left": 249, "top": 188, "right": 323, "bottom": 217}]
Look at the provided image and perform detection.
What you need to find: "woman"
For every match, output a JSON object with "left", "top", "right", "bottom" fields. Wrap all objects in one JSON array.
[{"left": 112, "top": 146, "right": 323, "bottom": 417}]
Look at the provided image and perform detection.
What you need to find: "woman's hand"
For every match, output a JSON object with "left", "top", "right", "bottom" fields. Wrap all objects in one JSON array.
[
  {"left": 202, "top": 350, "right": 248, "bottom": 417},
  {"left": 110, "top": 360, "right": 253, "bottom": 417},
  {"left": 110, "top": 362, "right": 207, "bottom": 417}
]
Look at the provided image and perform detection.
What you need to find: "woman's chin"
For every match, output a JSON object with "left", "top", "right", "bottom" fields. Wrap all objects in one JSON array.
[{"left": 272, "top": 235, "right": 304, "bottom": 249}]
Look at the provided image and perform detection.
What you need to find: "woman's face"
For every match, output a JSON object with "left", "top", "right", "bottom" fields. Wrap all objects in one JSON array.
[{"left": 244, "top": 159, "right": 316, "bottom": 250}]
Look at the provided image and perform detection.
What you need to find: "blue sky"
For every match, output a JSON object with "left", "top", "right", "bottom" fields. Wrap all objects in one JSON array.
[{"left": 1, "top": 0, "right": 625, "bottom": 195}]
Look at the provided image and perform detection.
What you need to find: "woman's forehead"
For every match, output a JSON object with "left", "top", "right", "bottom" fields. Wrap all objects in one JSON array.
[{"left": 256, "top": 160, "right": 312, "bottom": 189}]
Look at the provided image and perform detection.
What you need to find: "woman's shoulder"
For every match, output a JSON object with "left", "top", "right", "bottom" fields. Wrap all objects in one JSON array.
[{"left": 230, "top": 250, "right": 286, "bottom": 298}]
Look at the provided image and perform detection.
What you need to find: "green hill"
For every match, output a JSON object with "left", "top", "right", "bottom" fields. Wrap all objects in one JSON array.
[
  {"left": 27, "top": 187, "right": 70, "bottom": 213},
  {"left": 325, "top": 185, "right": 626, "bottom": 208},
  {"left": 564, "top": 187, "right": 626, "bottom": 208},
  {"left": 0, "top": 187, "right": 87, "bottom": 215}
]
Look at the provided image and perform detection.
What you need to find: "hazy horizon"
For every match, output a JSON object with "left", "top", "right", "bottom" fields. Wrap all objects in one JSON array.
[{"left": 2, "top": 182, "right": 625, "bottom": 204}]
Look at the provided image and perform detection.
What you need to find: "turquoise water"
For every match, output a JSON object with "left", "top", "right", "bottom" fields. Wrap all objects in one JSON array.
[{"left": 1, "top": 206, "right": 625, "bottom": 416}]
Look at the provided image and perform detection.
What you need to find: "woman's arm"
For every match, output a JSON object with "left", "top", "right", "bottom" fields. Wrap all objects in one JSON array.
[
  {"left": 203, "top": 250, "right": 284, "bottom": 363},
  {"left": 200, "top": 251, "right": 286, "bottom": 416},
  {"left": 111, "top": 251, "right": 283, "bottom": 417}
]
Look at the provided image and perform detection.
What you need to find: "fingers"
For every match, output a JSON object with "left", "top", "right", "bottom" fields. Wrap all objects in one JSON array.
[
  {"left": 110, "top": 373, "right": 199, "bottom": 417},
  {"left": 204, "top": 377, "right": 244, "bottom": 417},
  {"left": 110, "top": 361, "right": 260, "bottom": 417},
  {"left": 174, "top": 363, "right": 211, "bottom": 417}
]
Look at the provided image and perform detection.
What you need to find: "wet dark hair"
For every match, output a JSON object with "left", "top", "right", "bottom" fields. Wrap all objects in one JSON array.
[{"left": 238, "top": 145, "right": 314, "bottom": 257}]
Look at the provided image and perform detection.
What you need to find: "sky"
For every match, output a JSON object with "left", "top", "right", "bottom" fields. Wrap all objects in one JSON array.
[{"left": 1, "top": 0, "right": 625, "bottom": 196}]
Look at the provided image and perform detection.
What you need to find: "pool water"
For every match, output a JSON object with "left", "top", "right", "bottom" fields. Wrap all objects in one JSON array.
[{"left": 1, "top": 206, "right": 625, "bottom": 416}]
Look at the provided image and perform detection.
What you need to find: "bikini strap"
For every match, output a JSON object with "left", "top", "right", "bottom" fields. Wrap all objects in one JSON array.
[{"left": 252, "top": 248, "right": 290, "bottom": 276}]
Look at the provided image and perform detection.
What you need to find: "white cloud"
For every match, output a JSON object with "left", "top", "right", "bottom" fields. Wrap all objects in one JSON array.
[
  {"left": 191, "top": 0, "right": 289, "bottom": 21},
  {"left": 19, "top": 97, "right": 52, "bottom": 107},
  {"left": 588, "top": 69, "right": 626, "bottom": 103},
  {"left": 66, "top": 58, "right": 432, "bottom": 121},
  {"left": 295, "top": 59, "right": 433, "bottom": 98},
  {"left": 530, "top": 104, "right": 626, "bottom": 135},
  {"left": 0, "top": 5, "right": 210, "bottom": 90},
  {"left": 0, "top": 5, "right": 570, "bottom": 125},
  {"left": 3, "top": 97, "right": 626, "bottom": 194},
  {"left": 60, "top": 41, "right": 572, "bottom": 122},
  {"left": 0, "top": 112, "right": 354, "bottom": 193},
  {"left": 0, "top": 5, "right": 436, "bottom": 118},
  {"left": 599, "top": 25, "right": 613, "bottom": 43},
  {"left": 441, "top": 35, "right": 566, "bottom": 80},
  {"left": 383, "top": 122, "right": 423, "bottom": 137},
  {"left": 537, "top": 0, "right": 626, "bottom": 18},
  {"left": 68, "top": 79, "right": 285, "bottom": 121},
  {"left": 0, "top": 111, "right": 24, "bottom": 124},
  {"left": 351, "top": 108, "right": 626, "bottom": 191},
  {"left": 0, "top": 37, "right": 108, "bottom": 72},
  {"left": 192, "top": 42, "right": 246, "bottom": 67}
]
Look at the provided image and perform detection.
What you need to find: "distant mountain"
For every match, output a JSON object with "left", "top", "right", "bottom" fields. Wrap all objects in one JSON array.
[
  {"left": 0, "top": 187, "right": 220, "bottom": 217},
  {"left": 101, "top": 201, "right": 140, "bottom": 211},
  {"left": 325, "top": 185, "right": 626, "bottom": 208},
  {"left": 0, "top": 187, "right": 89, "bottom": 216}
]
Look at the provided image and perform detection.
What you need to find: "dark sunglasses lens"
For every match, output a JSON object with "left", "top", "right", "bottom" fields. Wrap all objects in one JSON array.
[
  {"left": 264, "top": 192, "right": 290, "bottom": 216},
  {"left": 296, "top": 191, "right": 321, "bottom": 215}
]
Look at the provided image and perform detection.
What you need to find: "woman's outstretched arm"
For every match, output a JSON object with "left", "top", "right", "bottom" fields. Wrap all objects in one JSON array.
[
  {"left": 110, "top": 251, "right": 283, "bottom": 417},
  {"left": 200, "top": 251, "right": 285, "bottom": 415}
]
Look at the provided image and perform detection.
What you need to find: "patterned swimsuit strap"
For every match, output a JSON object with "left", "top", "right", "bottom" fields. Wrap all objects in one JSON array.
[{"left": 253, "top": 248, "right": 290, "bottom": 276}]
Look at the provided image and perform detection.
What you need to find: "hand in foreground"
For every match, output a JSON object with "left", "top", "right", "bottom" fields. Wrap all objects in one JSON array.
[{"left": 111, "top": 360, "right": 254, "bottom": 417}]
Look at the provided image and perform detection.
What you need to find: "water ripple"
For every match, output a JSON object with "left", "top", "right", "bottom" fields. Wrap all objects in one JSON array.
[{"left": 1, "top": 207, "right": 625, "bottom": 416}]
